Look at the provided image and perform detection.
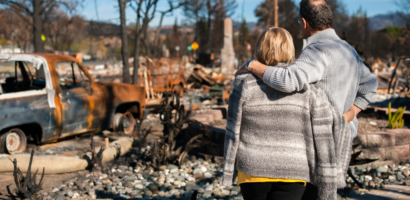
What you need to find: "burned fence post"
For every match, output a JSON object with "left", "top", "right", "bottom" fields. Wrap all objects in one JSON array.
[{"left": 9, "top": 149, "right": 45, "bottom": 199}]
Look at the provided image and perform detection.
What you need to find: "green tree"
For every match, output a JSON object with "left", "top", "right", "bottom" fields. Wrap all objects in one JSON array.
[{"left": 381, "top": 26, "right": 403, "bottom": 37}]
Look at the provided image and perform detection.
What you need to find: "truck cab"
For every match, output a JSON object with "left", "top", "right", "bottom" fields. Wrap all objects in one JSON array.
[{"left": 0, "top": 54, "right": 145, "bottom": 154}]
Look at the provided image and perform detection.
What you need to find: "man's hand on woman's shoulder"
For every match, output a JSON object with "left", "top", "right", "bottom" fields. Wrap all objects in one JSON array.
[
  {"left": 235, "top": 64, "right": 250, "bottom": 77},
  {"left": 235, "top": 59, "right": 268, "bottom": 79}
]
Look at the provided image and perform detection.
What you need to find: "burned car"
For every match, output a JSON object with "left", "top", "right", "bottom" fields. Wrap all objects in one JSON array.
[{"left": 0, "top": 54, "right": 146, "bottom": 154}]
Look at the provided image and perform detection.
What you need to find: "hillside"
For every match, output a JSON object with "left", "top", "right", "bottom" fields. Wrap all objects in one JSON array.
[{"left": 368, "top": 13, "right": 407, "bottom": 31}]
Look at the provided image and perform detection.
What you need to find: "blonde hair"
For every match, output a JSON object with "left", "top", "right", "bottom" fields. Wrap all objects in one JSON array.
[{"left": 254, "top": 27, "right": 295, "bottom": 66}]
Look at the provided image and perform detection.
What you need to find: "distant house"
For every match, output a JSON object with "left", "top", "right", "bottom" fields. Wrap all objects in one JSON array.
[{"left": 0, "top": 46, "right": 23, "bottom": 54}]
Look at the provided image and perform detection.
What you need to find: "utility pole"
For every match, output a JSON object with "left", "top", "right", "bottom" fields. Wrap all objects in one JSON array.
[{"left": 274, "top": 0, "right": 278, "bottom": 27}]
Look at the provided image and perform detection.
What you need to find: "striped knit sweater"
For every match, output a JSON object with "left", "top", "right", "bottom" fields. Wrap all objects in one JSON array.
[{"left": 222, "top": 67, "right": 352, "bottom": 200}]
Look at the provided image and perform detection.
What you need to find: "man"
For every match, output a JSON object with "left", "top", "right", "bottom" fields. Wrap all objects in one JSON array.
[
  {"left": 238, "top": 0, "right": 377, "bottom": 134},
  {"left": 236, "top": 0, "right": 378, "bottom": 199}
]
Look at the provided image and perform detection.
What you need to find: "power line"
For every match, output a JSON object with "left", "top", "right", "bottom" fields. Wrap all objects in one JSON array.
[
  {"left": 94, "top": 0, "right": 100, "bottom": 21},
  {"left": 241, "top": 0, "right": 245, "bottom": 21}
]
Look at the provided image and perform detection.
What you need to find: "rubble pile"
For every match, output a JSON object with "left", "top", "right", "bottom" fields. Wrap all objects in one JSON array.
[
  {"left": 41, "top": 148, "right": 244, "bottom": 200},
  {"left": 340, "top": 163, "right": 410, "bottom": 197},
  {"left": 186, "top": 65, "right": 232, "bottom": 90}
]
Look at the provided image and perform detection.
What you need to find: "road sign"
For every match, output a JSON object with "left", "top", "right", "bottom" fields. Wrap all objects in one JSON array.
[
  {"left": 187, "top": 46, "right": 193, "bottom": 51},
  {"left": 191, "top": 42, "right": 199, "bottom": 51}
]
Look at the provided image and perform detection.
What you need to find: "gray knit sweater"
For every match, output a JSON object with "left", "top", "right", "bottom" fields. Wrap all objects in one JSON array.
[
  {"left": 262, "top": 29, "right": 378, "bottom": 138},
  {"left": 222, "top": 68, "right": 352, "bottom": 200}
]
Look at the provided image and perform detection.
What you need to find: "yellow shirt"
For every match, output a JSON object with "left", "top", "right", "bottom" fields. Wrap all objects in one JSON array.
[{"left": 237, "top": 171, "right": 306, "bottom": 186}]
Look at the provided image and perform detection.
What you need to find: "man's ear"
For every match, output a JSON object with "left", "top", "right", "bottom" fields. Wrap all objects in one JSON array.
[{"left": 302, "top": 18, "right": 308, "bottom": 29}]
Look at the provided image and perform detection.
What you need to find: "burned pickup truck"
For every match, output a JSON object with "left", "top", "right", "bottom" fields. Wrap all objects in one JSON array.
[{"left": 0, "top": 54, "right": 146, "bottom": 154}]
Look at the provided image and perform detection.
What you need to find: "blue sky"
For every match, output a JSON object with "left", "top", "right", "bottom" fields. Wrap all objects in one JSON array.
[{"left": 78, "top": 0, "right": 398, "bottom": 27}]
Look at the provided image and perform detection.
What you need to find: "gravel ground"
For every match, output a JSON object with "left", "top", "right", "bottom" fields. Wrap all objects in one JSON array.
[
  {"left": 340, "top": 163, "right": 410, "bottom": 199},
  {"left": 2, "top": 111, "right": 410, "bottom": 200},
  {"left": 39, "top": 147, "right": 242, "bottom": 200},
  {"left": 33, "top": 143, "right": 410, "bottom": 200}
]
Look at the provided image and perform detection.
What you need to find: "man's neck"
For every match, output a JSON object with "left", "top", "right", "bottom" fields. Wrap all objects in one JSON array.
[{"left": 305, "top": 28, "right": 332, "bottom": 39}]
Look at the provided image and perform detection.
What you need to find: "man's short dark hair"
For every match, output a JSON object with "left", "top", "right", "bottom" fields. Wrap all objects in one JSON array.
[{"left": 299, "top": 0, "right": 333, "bottom": 31}]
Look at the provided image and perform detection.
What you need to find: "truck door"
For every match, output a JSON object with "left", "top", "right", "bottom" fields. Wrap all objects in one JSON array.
[{"left": 55, "top": 61, "right": 103, "bottom": 137}]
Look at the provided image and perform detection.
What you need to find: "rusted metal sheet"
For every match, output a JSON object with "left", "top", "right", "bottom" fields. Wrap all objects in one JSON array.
[
  {"left": 139, "top": 57, "right": 185, "bottom": 97},
  {"left": 96, "top": 81, "right": 146, "bottom": 130}
]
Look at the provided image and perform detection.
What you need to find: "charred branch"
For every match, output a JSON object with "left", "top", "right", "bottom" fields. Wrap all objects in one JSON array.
[
  {"left": 9, "top": 149, "right": 45, "bottom": 199},
  {"left": 86, "top": 134, "right": 106, "bottom": 171}
]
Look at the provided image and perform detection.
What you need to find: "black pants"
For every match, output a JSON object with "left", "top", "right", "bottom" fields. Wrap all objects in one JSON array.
[
  {"left": 301, "top": 183, "right": 318, "bottom": 200},
  {"left": 240, "top": 182, "right": 306, "bottom": 200}
]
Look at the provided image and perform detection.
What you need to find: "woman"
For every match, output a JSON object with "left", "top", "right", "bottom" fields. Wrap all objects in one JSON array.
[{"left": 222, "top": 27, "right": 352, "bottom": 200}]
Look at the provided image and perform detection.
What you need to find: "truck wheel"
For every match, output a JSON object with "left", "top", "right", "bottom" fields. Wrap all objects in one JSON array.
[
  {"left": 0, "top": 128, "right": 27, "bottom": 154},
  {"left": 113, "top": 112, "right": 136, "bottom": 135}
]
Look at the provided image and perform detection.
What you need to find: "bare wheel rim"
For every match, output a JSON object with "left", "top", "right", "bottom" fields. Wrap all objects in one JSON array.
[
  {"left": 4, "top": 129, "right": 27, "bottom": 154},
  {"left": 123, "top": 119, "right": 130, "bottom": 129},
  {"left": 113, "top": 113, "right": 123, "bottom": 133},
  {"left": 122, "top": 112, "right": 136, "bottom": 135},
  {"left": 6, "top": 132, "right": 20, "bottom": 152}
]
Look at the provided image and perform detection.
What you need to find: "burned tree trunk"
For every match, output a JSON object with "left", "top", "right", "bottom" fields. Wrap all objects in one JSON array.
[
  {"left": 132, "top": 0, "right": 143, "bottom": 86},
  {"left": 131, "top": 0, "right": 158, "bottom": 85},
  {"left": 152, "top": 12, "right": 166, "bottom": 57},
  {"left": 33, "top": 0, "right": 44, "bottom": 53},
  {"left": 118, "top": 0, "right": 131, "bottom": 83},
  {"left": 133, "top": 40, "right": 141, "bottom": 85}
]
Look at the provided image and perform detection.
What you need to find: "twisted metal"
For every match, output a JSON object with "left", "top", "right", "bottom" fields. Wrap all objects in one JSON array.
[{"left": 152, "top": 86, "right": 211, "bottom": 169}]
